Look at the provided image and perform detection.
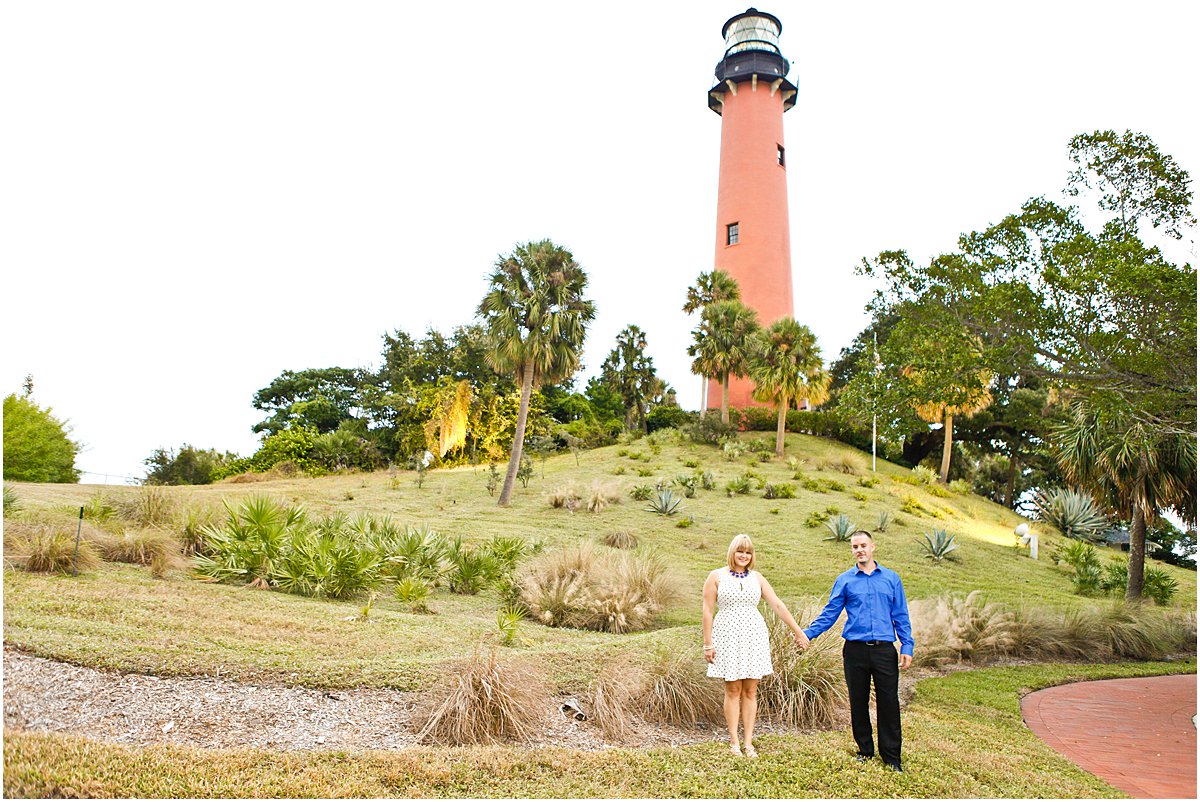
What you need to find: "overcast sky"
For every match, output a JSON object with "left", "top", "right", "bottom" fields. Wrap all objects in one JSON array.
[{"left": 2, "top": 0, "right": 1197, "bottom": 484}]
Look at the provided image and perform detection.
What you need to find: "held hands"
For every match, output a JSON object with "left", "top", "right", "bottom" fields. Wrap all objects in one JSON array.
[
  {"left": 899, "top": 654, "right": 912, "bottom": 670},
  {"left": 793, "top": 630, "right": 810, "bottom": 651},
  {"left": 704, "top": 645, "right": 716, "bottom": 664}
]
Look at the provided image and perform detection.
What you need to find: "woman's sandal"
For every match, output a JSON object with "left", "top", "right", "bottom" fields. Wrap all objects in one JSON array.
[
  {"left": 729, "top": 744, "right": 743, "bottom": 757},
  {"left": 744, "top": 744, "right": 759, "bottom": 759}
]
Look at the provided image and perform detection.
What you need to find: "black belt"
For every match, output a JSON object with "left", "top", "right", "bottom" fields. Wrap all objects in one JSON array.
[{"left": 850, "top": 640, "right": 891, "bottom": 646}]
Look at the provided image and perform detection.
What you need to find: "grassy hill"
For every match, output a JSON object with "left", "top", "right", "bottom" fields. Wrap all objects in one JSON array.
[{"left": 4, "top": 429, "right": 1194, "bottom": 690}]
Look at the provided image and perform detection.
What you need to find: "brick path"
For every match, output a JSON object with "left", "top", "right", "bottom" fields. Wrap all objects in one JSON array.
[{"left": 1021, "top": 674, "right": 1196, "bottom": 798}]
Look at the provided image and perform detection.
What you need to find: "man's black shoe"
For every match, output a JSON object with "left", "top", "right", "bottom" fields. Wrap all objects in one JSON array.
[
  {"left": 884, "top": 762, "right": 903, "bottom": 773},
  {"left": 854, "top": 753, "right": 872, "bottom": 764}
]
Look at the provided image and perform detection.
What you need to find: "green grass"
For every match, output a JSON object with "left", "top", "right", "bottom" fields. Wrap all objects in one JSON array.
[
  {"left": 4, "top": 659, "right": 1192, "bottom": 797},
  {"left": 4, "top": 432, "right": 1194, "bottom": 687}
]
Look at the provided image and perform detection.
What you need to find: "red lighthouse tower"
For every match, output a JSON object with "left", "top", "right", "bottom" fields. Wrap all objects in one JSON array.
[{"left": 707, "top": 8, "right": 796, "bottom": 410}]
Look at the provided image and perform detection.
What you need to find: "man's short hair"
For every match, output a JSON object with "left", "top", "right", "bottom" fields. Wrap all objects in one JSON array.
[{"left": 850, "top": 530, "right": 873, "bottom": 541}]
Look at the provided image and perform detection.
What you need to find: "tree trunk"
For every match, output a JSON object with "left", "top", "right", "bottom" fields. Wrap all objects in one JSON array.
[
  {"left": 1006, "top": 454, "right": 1019, "bottom": 509},
  {"left": 1125, "top": 505, "right": 1148, "bottom": 602},
  {"left": 775, "top": 395, "right": 787, "bottom": 457},
  {"left": 902, "top": 430, "right": 938, "bottom": 466},
  {"left": 498, "top": 361, "right": 534, "bottom": 507},
  {"left": 720, "top": 375, "right": 730, "bottom": 425},
  {"left": 938, "top": 413, "right": 954, "bottom": 483}
]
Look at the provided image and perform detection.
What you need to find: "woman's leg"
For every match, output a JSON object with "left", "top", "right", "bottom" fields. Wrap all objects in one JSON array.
[
  {"left": 723, "top": 680, "right": 743, "bottom": 753},
  {"left": 740, "top": 678, "right": 759, "bottom": 755}
]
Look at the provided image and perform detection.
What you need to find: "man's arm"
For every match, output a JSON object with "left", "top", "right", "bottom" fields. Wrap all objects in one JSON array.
[
  {"left": 891, "top": 572, "right": 914, "bottom": 668},
  {"left": 803, "top": 575, "right": 847, "bottom": 642}
]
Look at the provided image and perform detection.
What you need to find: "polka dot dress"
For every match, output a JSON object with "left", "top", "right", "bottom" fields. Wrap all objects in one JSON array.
[{"left": 707, "top": 568, "right": 773, "bottom": 681}]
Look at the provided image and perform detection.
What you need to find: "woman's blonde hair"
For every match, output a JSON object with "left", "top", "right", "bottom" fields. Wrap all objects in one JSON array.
[{"left": 726, "top": 534, "right": 756, "bottom": 571}]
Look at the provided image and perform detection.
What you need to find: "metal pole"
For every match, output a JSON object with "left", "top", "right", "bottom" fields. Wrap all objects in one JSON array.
[
  {"left": 872, "top": 331, "right": 878, "bottom": 472},
  {"left": 73, "top": 506, "right": 83, "bottom": 575}
]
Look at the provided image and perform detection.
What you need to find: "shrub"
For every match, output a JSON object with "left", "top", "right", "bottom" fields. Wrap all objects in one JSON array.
[
  {"left": 684, "top": 415, "right": 734, "bottom": 445},
  {"left": 483, "top": 535, "right": 533, "bottom": 574},
  {"left": 948, "top": 479, "right": 971, "bottom": 495},
  {"left": 548, "top": 483, "right": 583, "bottom": 511},
  {"left": 673, "top": 474, "right": 698, "bottom": 498},
  {"left": 804, "top": 510, "right": 829, "bottom": 528},
  {"left": 602, "top": 530, "right": 638, "bottom": 550},
  {"left": 395, "top": 576, "right": 432, "bottom": 613},
  {"left": 910, "top": 465, "right": 938, "bottom": 485},
  {"left": 485, "top": 463, "right": 501, "bottom": 495},
  {"left": 82, "top": 492, "right": 116, "bottom": 522},
  {"left": 1142, "top": 566, "right": 1179, "bottom": 605},
  {"left": 3, "top": 393, "right": 81, "bottom": 482},
  {"left": 635, "top": 467, "right": 654, "bottom": 477},
  {"left": 5, "top": 521, "right": 100, "bottom": 574},
  {"left": 647, "top": 406, "right": 692, "bottom": 433},
  {"left": 1035, "top": 488, "right": 1108, "bottom": 541},
  {"left": 585, "top": 658, "right": 642, "bottom": 740},
  {"left": 682, "top": 459, "right": 702, "bottom": 469},
  {"left": 797, "top": 476, "right": 826, "bottom": 493},
  {"left": 518, "top": 543, "right": 683, "bottom": 633},
  {"left": 910, "top": 591, "right": 1017, "bottom": 667},
  {"left": 611, "top": 465, "right": 627, "bottom": 476},
  {"left": 724, "top": 475, "right": 752, "bottom": 496},
  {"left": 178, "top": 503, "right": 222, "bottom": 556},
  {"left": 746, "top": 438, "right": 772, "bottom": 455},
  {"left": 852, "top": 489, "right": 869, "bottom": 502},
  {"left": 721, "top": 441, "right": 746, "bottom": 461},
  {"left": 386, "top": 525, "right": 449, "bottom": 583},
  {"left": 637, "top": 645, "right": 722, "bottom": 725},
  {"left": 826, "top": 454, "right": 864, "bottom": 475},
  {"left": 496, "top": 605, "right": 525, "bottom": 646},
  {"left": 899, "top": 493, "right": 927, "bottom": 516},
  {"left": 193, "top": 496, "right": 307, "bottom": 586},
  {"left": 760, "top": 604, "right": 846, "bottom": 727},
  {"left": 416, "top": 649, "right": 546, "bottom": 745},
  {"left": 762, "top": 483, "right": 795, "bottom": 500},
  {"left": 824, "top": 479, "right": 846, "bottom": 492},
  {"left": 917, "top": 529, "right": 960, "bottom": 562},
  {"left": 629, "top": 484, "right": 654, "bottom": 502},
  {"left": 823, "top": 514, "right": 856, "bottom": 542},
  {"left": 3, "top": 483, "right": 18, "bottom": 514},
  {"left": 94, "top": 527, "right": 184, "bottom": 577},
  {"left": 857, "top": 475, "right": 880, "bottom": 488},
  {"left": 646, "top": 490, "right": 683, "bottom": 516},
  {"left": 446, "top": 541, "right": 496, "bottom": 595},
  {"left": 700, "top": 471, "right": 716, "bottom": 491},
  {"left": 1052, "top": 539, "right": 1104, "bottom": 595},
  {"left": 144, "top": 444, "right": 241, "bottom": 485}
]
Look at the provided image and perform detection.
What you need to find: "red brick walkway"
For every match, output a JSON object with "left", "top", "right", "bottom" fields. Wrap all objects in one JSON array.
[{"left": 1021, "top": 674, "right": 1196, "bottom": 798}]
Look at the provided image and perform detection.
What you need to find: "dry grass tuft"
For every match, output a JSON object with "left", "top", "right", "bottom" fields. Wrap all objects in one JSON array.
[
  {"left": 760, "top": 602, "right": 847, "bottom": 728},
  {"left": 584, "top": 657, "right": 643, "bottom": 741},
  {"left": 601, "top": 530, "right": 638, "bottom": 550},
  {"left": 4, "top": 521, "right": 101, "bottom": 574},
  {"left": 547, "top": 482, "right": 582, "bottom": 511},
  {"left": 415, "top": 649, "right": 547, "bottom": 745},
  {"left": 910, "top": 591, "right": 1017, "bottom": 667},
  {"left": 517, "top": 543, "right": 683, "bottom": 633},
  {"left": 114, "top": 486, "right": 177, "bottom": 528},
  {"left": 637, "top": 644, "right": 723, "bottom": 725},
  {"left": 90, "top": 528, "right": 185, "bottom": 577},
  {"left": 587, "top": 480, "right": 623, "bottom": 513}
]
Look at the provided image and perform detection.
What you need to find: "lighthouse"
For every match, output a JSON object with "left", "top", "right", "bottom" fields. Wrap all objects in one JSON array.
[{"left": 707, "top": 8, "right": 796, "bottom": 411}]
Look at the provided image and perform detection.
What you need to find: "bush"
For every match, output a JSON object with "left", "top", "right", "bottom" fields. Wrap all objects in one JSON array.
[
  {"left": 629, "top": 484, "right": 654, "bottom": 502},
  {"left": 416, "top": 649, "right": 547, "bottom": 745},
  {"left": 673, "top": 474, "right": 698, "bottom": 498},
  {"left": 797, "top": 476, "right": 826, "bottom": 493},
  {"left": 725, "top": 475, "right": 752, "bottom": 496},
  {"left": 825, "top": 454, "right": 864, "bottom": 475},
  {"left": 760, "top": 604, "right": 846, "bottom": 727},
  {"left": 143, "top": 444, "right": 240, "bottom": 485},
  {"left": 395, "top": 576, "right": 432, "bottom": 613},
  {"left": 646, "top": 406, "right": 692, "bottom": 433},
  {"left": 518, "top": 543, "right": 683, "bottom": 633},
  {"left": 3, "top": 393, "right": 81, "bottom": 483},
  {"left": 637, "top": 644, "right": 722, "bottom": 725},
  {"left": 684, "top": 415, "right": 735, "bottom": 445},
  {"left": 948, "top": 479, "right": 971, "bottom": 495},
  {"left": 762, "top": 483, "right": 795, "bottom": 500},
  {"left": 602, "top": 530, "right": 638, "bottom": 550},
  {"left": 1143, "top": 566, "right": 1179, "bottom": 605},
  {"left": 700, "top": 471, "right": 716, "bottom": 490},
  {"left": 446, "top": 540, "right": 496, "bottom": 595},
  {"left": 858, "top": 475, "right": 880, "bottom": 488},
  {"left": 1035, "top": 488, "right": 1108, "bottom": 541},
  {"left": 804, "top": 510, "right": 829, "bottom": 528},
  {"left": 3, "top": 483, "right": 19, "bottom": 514},
  {"left": 1052, "top": 539, "right": 1104, "bottom": 596}
]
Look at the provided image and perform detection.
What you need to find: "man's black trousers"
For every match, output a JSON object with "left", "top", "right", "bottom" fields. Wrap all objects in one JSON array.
[{"left": 842, "top": 640, "right": 902, "bottom": 766}]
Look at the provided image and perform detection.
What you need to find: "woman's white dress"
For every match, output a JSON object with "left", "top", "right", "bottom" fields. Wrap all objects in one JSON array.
[{"left": 707, "top": 568, "right": 773, "bottom": 680}]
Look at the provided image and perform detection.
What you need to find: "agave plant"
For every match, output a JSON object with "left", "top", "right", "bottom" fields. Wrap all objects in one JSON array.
[
  {"left": 646, "top": 490, "right": 683, "bottom": 516},
  {"left": 875, "top": 510, "right": 892, "bottom": 533},
  {"left": 1034, "top": 488, "right": 1108, "bottom": 542},
  {"left": 918, "top": 528, "right": 960, "bottom": 562},
  {"left": 823, "top": 514, "right": 856, "bottom": 542}
]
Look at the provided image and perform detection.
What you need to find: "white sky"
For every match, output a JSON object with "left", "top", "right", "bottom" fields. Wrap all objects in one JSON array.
[{"left": 2, "top": 1, "right": 1197, "bottom": 484}]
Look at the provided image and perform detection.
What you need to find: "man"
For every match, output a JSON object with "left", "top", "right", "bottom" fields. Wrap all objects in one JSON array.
[{"left": 797, "top": 530, "right": 914, "bottom": 772}]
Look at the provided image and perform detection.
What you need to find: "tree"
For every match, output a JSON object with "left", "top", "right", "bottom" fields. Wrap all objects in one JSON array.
[
  {"left": 747, "top": 318, "right": 829, "bottom": 457},
  {"left": 600, "top": 325, "right": 661, "bottom": 432},
  {"left": 477, "top": 240, "right": 596, "bottom": 506},
  {"left": 144, "top": 444, "right": 239, "bottom": 485},
  {"left": 3, "top": 391, "right": 81, "bottom": 483},
  {"left": 687, "top": 299, "right": 759, "bottom": 425},
  {"left": 683, "top": 269, "right": 741, "bottom": 415},
  {"left": 251, "top": 367, "right": 365, "bottom": 436},
  {"left": 1054, "top": 402, "right": 1196, "bottom": 600}
]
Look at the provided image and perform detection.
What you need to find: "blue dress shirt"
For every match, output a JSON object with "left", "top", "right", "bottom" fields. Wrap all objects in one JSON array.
[{"left": 804, "top": 561, "right": 914, "bottom": 656}]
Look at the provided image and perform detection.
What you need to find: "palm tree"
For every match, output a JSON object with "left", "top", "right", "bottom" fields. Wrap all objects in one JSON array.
[
  {"left": 1054, "top": 403, "right": 1196, "bottom": 600},
  {"left": 683, "top": 270, "right": 741, "bottom": 416},
  {"left": 907, "top": 368, "right": 994, "bottom": 483},
  {"left": 687, "top": 299, "right": 759, "bottom": 425},
  {"left": 477, "top": 240, "right": 596, "bottom": 506},
  {"left": 747, "top": 318, "right": 829, "bottom": 456}
]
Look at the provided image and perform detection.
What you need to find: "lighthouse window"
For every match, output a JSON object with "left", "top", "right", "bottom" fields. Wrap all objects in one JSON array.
[
  {"left": 727, "top": 223, "right": 739, "bottom": 245},
  {"left": 777, "top": 145, "right": 786, "bottom": 166}
]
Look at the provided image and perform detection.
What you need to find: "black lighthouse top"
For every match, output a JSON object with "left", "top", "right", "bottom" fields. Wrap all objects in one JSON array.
[{"left": 709, "top": 7, "right": 796, "bottom": 115}]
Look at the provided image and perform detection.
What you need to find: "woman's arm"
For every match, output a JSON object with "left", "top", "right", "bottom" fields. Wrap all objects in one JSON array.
[
  {"left": 758, "top": 573, "right": 809, "bottom": 647},
  {"left": 702, "top": 570, "right": 719, "bottom": 662}
]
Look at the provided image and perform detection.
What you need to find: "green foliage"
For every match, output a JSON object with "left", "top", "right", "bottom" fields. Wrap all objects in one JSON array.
[
  {"left": 675, "top": 516, "right": 694, "bottom": 528},
  {"left": 682, "top": 415, "right": 734, "bottom": 445},
  {"left": 948, "top": 478, "right": 971, "bottom": 495},
  {"left": 3, "top": 393, "right": 81, "bottom": 483},
  {"left": 858, "top": 475, "right": 880, "bottom": 488},
  {"left": 645, "top": 490, "right": 683, "bottom": 517},
  {"left": 918, "top": 528, "right": 960, "bottom": 562},
  {"left": 1142, "top": 566, "right": 1180, "bottom": 605},
  {"left": 875, "top": 509, "right": 892, "bottom": 532},
  {"left": 1052, "top": 539, "right": 1104, "bottom": 596},
  {"left": 496, "top": 606, "right": 525, "bottom": 646},
  {"left": 724, "top": 474, "right": 751, "bottom": 496},
  {"left": 797, "top": 475, "right": 825, "bottom": 493},
  {"left": 823, "top": 514, "right": 855, "bottom": 541},
  {"left": 681, "top": 459, "right": 701, "bottom": 469},
  {"left": 446, "top": 539, "right": 497, "bottom": 595},
  {"left": 762, "top": 482, "right": 795, "bottom": 500},
  {"left": 672, "top": 474, "right": 698, "bottom": 498},
  {"left": 485, "top": 463, "right": 500, "bottom": 496},
  {"left": 851, "top": 490, "right": 868, "bottom": 502},
  {"left": 634, "top": 467, "right": 653, "bottom": 477},
  {"left": 804, "top": 510, "right": 829, "bottom": 528},
  {"left": 628, "top": 484, "right": 653, "bottom": 502},
  {"left": 688, "top": 299, "right": 760, "bottom": 424},
  {"left": 3, "top": 483, "right": 19, "bottom": 514},
  {"left": 699, "top": 471, "right": 716, "bottom": 491},
  {"left": 646, "top": 406, "right": 691, "bottom": 433},
  {"left": 516, "top": 453, "right": 534, "bottom": 489},
  {"left": 395, "top": 577, "right": 431, "bottom": 613},
  {"left": 143, "top": 444, "right": 240, "bottom": 485},
  {"left": 1034, "top": 487, "right": 1108, "bottom": 541}
]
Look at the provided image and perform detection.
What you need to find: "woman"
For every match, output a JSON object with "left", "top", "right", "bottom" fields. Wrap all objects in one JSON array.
[{"left": 702, "top": 534, "right": 806, "bottom": 757}]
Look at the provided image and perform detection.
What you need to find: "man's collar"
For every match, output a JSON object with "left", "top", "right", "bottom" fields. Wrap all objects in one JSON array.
[{"left": 853, "top": 560, "right": 882, "bottom": 575}]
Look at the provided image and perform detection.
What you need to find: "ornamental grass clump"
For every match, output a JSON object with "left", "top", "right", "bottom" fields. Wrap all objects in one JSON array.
[
  {"left": 115, "top": 485, "right": 178, "bottom": 528},
  {"left": 416, "top": 649, "right": 547, "bottom": 745},
  {"left": 517, "top": 542, "right": 683, "bottom": 633},
  {"left": 909, "top": 591, "right": 1017, "bottom": 667},
  {"left": 4, "top": 521, "right": 101, "bottom": 575},
  {"left": 760, "top": 603, "right": 846, "bottom": 728},
  {"left": 93, "top": 527, "right": 185, "bottom": 578},
  {"left": 585, "top": 657, "right": 643, "bottom": 741},
  {"left": 637, "top": 644, "right": 722, "bottom": 725}
]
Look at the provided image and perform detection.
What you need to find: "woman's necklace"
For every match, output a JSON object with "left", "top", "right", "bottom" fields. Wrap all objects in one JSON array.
[{"left": 730, "top": 567, "right": 750, "bottom": 579}]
